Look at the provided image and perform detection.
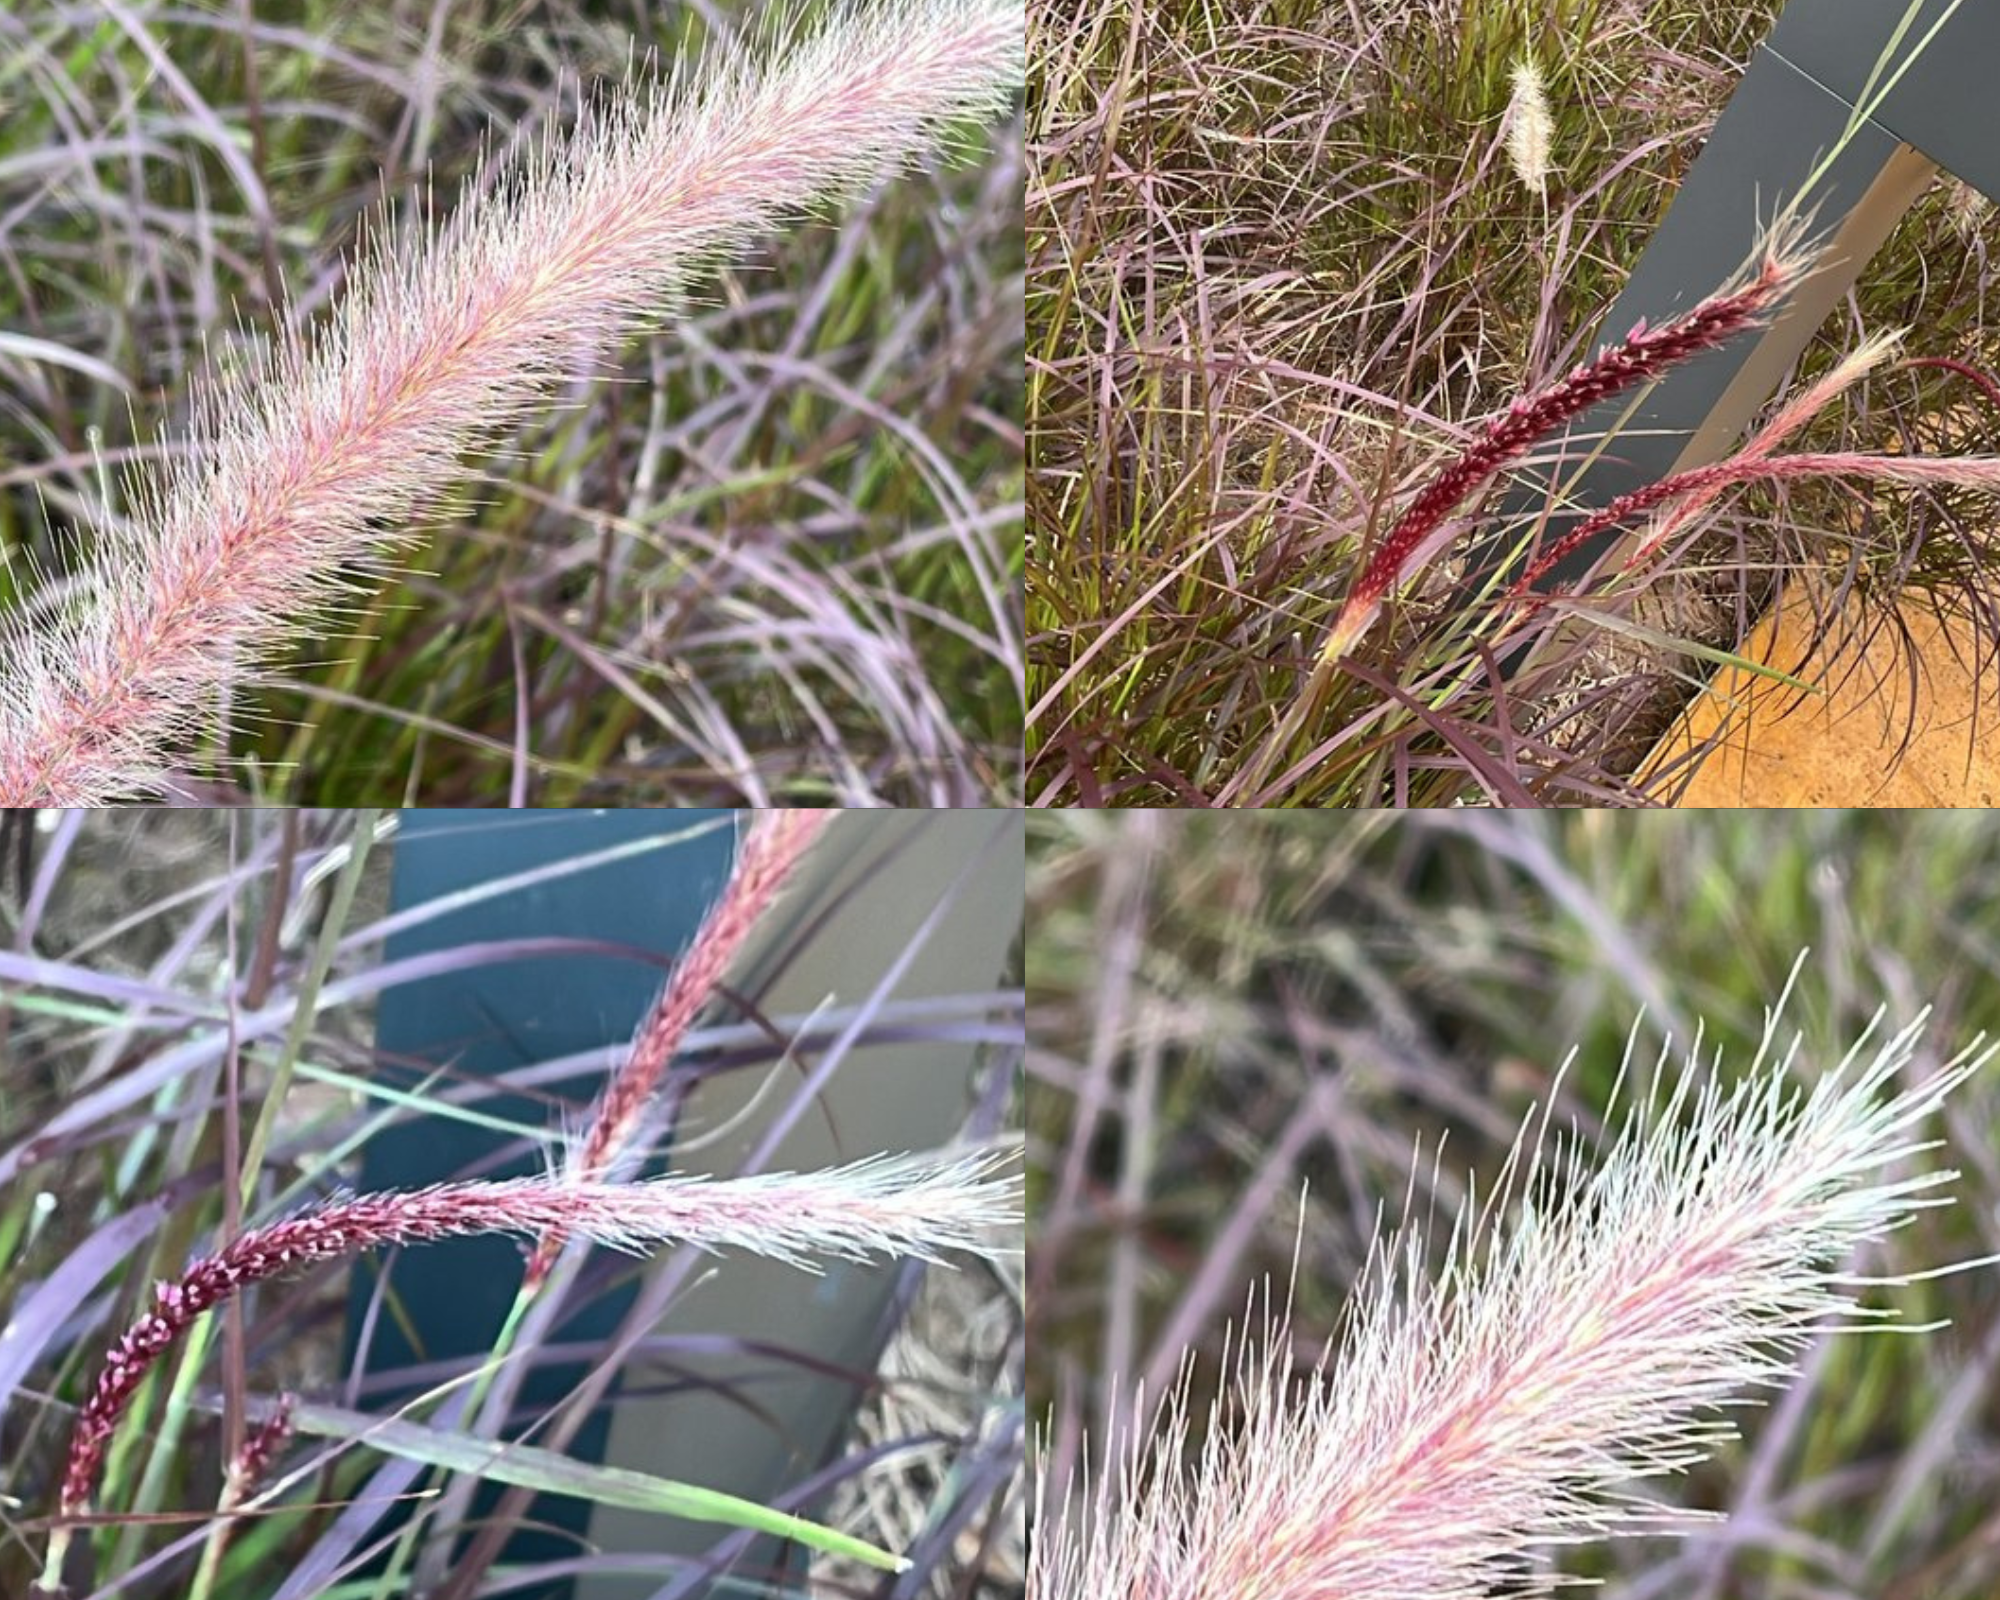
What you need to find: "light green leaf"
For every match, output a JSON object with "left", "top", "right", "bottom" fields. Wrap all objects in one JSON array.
[
  {"left": 275, "top": 1397, "right": 910, "bottom": 1573},
  {"left": 1566, "top": 606, "right": 1825, "bottom": 693}
]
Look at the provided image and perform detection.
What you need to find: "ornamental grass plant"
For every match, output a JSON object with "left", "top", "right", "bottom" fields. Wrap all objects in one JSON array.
[
  {"left": 1027, "top": 0, "right": 2000, "bottom": 806},
  {"left": 0, "top": 810, "right": 1025, "bottom": 1599},
  {"left": 0, "top": 0, "right": 1025, "bottom": 805},
  {"left": 1028, "top": 811, "right": 2000, "bottom": 1599}
]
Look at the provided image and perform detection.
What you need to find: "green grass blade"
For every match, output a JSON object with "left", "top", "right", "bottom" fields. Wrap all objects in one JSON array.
[{"left": 279, "top": 1397, "right": 912, "bottom": 1573}]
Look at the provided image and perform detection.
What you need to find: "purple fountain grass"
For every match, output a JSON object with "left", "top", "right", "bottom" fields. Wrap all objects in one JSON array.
[
  {"left": 1031, "top": 1004, "right": 1992, "bottom": 1600},
  {"left": 522, "top": 807, "right": 832, "bottom": 1288},
  {"left": 53, "top": 1150, "right": 1017, "bottom": 1536},
  {"left": 1316, "top": 237, "right": 1805, "bottom": 668},
  {"left": 0, "top": 0, "right": 1024, "bottom": 805},
  {"left": 1612, "top": 327, "right": 1905, "bottom": 574}
]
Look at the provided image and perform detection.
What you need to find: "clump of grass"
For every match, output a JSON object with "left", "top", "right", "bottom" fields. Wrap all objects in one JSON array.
[
  {"left": 0, "top": 0, "right": 1024, "bottom": 806},
  {"left": 1031, "top": 1003, "right": 1992, "bottom": 1600},
  {"left": 1027, "top": 0, "right": 2000, "bottom": 806},
  {"left": 1237, "top": 229, "right": 2000, "bottom": 805}
]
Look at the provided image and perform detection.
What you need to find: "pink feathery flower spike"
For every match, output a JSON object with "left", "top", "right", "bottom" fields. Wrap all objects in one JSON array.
[
  {"left": 1032, "top": 999, "right": 1991, "bottom": 1600},
  {"left": 1317, "top": 235, "right": 1806, "bottom": 667},
  {"left": 522, "top": 807, "right": 832, "bottom": 1288},
  {"left": 0, "top": 0, "right": 1024, "bottom": 805},
  {"left": 55, "top": 1150, "right": 1018, "bottom": 1535}
]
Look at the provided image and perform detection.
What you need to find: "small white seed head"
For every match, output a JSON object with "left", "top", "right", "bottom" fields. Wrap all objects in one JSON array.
[{"left": 1505, "top": 56, "right": 1554, "bottom": 199}]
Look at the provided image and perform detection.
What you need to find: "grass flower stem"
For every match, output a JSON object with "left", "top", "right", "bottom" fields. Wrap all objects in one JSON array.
[
  {"left": 0, "top": 0, "right": 1024, "bottom": 805},
  {"left": 522, "top": 808, "right": 832, "bottom": 1288},
  {"left": 47, "top": 1148, "right": 1017, "bottom": 1582},
  {"left": 1033, "top": 1003, "right": 1991, "bottom": 1600},
  {"left": 1315, "top": 239, "right": 1802, "bottom": 668}
]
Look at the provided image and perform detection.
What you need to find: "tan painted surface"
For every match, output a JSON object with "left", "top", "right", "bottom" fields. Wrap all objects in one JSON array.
[{"left": 1648, "top": 587, "right": 2000, "bottom": 807}]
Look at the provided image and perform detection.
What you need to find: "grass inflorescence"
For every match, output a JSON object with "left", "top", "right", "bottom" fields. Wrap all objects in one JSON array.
[
  {"left": 1034, "top": 1011, "right": 1990, "bottom": 1600},
  {"left": 0, "top": 0, "right": 1026, "bottom": 805},
  {"left": 524, "top": 808, "right": 831, "bottom": 1284},
  {"left": 55, "top": 1152, "right": 1019, "bottom": 1539},
  {"left": 1028, "top": 812, "right": 2000, "bottom": 1600}
]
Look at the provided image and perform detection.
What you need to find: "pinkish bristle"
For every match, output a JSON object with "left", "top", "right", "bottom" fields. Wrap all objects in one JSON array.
[
  {"left": 1031, "top": 1006, "right": 1987, "bottom": 1600},
  {"left": 0, "top": 0, "right": 1024, "bottom": 805}
]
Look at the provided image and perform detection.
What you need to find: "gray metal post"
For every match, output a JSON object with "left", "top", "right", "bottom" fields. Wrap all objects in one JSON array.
[{"left": 1485, "top": 0, "right": 1999, "bottom": 599}]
